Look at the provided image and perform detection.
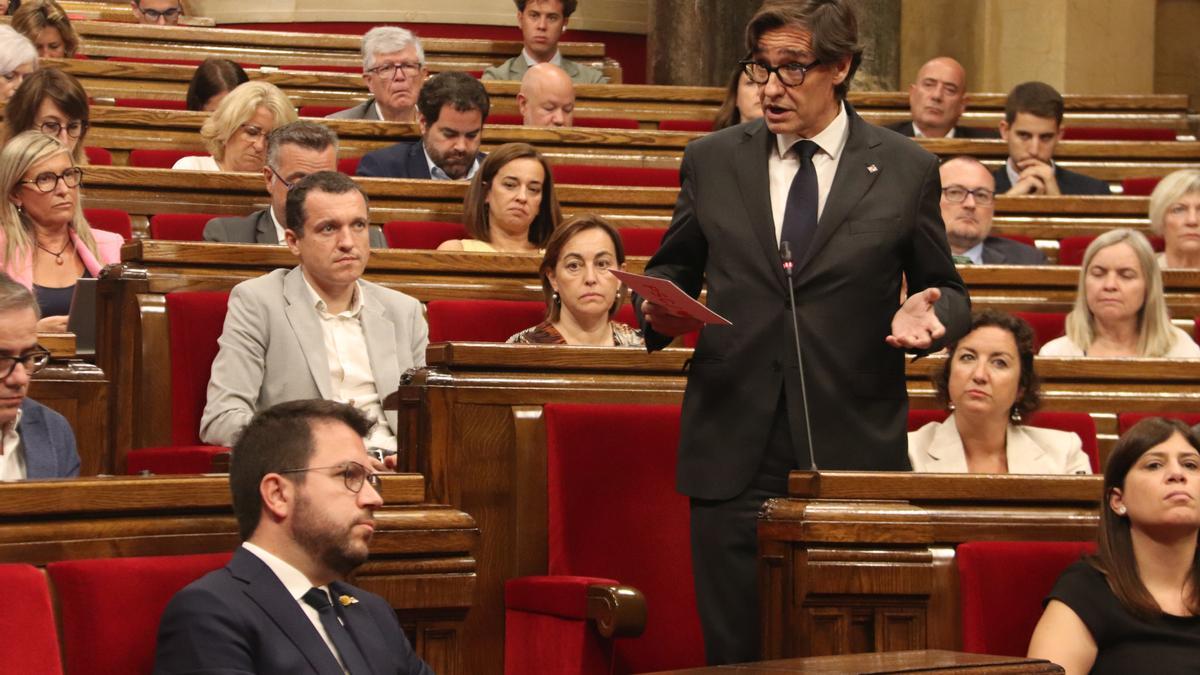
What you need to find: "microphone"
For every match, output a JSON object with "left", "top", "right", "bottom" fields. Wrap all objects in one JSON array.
[{"left": 780, "top": 242, "right": 818, "bottom": 471}]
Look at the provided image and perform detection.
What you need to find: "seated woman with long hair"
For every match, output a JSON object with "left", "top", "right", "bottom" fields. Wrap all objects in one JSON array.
[
  {"left": 0, "top": 131, "right": 123, "bottom": 331},
  {"left": 11, "top": 0, "right": 78, "bottom": 58},
  {"left": 438, "top": 142, "right": 561, "bottom": 252},
  {"left": 4, "top": 68, "right": 90, "bottom": 165},
  {"left": 1040, "top": 228, "right": 1200, "bottom": 357},
  {"left": 172, "top": 81, "right": 297, "bottom": 173},
  {"left": 508, "top": 214, "right": 643, "bottom": 346},
  {"left": 1029, "top": 417, "right": 1200, "bottom": 673},
  {"left": 186, "top": 58, "right": 249, "bottom": 112},
  {"left": 712, "top": 64, "right": 763, "bottom": 130},
  {"left": 909, "top": 309, "right": 1091, "bottom": 474},
  {"left": 1148, "top": 170, "right": 1200, "bottom": 270}
]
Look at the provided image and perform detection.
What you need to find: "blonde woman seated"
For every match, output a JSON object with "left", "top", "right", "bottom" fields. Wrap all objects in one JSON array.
[
  {"left": 12, "top": 0, "right": 79, "bottom": 59},
  {"left": 0, "top": 132, "right": 123, "bottom": 331},
  {"left": 1029, "top": 417, "right": 1200, "bottom": 674},
  {"left": 437, "top": 143, "right": 560, "bottom": 253},
  {"left": 172, "top": 81, "right": 297, "bottom": 173},
  {"left": 909, "top": 310, "right": 1091, "bottom": 474},
  {"left": 508, "top": 214, "right": 643, "bottom": 347},
  {"left": 1149, "top": 169, "right": 1200, "bottom": 270},
  {"left": 1040, "top": 228, "right": 1200, "bottom": 357}
]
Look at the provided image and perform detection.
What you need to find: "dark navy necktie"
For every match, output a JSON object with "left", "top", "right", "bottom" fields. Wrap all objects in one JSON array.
[
  {"left": 780, "top": 140, "right": 821, "bottom": 265},
  {"left": 302, "top": 587, "right": 372, "bottom": 675}
]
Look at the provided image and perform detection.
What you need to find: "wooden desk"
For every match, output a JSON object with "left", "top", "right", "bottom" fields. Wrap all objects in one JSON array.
[
  {"left": 29, "top": 360, "right": 108, "bottom": 476},
  {"left": 0, "top": 473, "right": 478, "bottom": 674},
  {"left": 645, "top": 650, "right": 1063, "bottom": 674}
]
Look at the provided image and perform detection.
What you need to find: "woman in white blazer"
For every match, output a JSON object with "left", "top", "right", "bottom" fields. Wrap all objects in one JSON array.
[{"left": 909, "top": 310, "right": 1093, "bottom": 474}]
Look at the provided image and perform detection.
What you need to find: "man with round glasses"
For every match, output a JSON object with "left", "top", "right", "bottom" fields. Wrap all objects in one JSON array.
[
  {"left": 0, "top": 272, "right": 79, "bottom": 479},
  {"left": 940, "top": 155, "right": 1046, "bottom": 265},
  {"left": 156, "top": 399, "right": 432, "bottom": 674},
  {"left": 130, "top": 0, "right": 182, "bottom": 25},
  {"left": 328, "top": 26, "right": 427, "bottom": 123}
]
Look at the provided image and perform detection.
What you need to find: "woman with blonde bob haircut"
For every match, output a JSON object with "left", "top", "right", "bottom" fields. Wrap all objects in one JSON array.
[
  {"left": 1148, "top": 169, "right": 1200, "bottom": 270},
  {"left": 1040, "top": 228, "right": 1199, "bottom": 357},
  {"left": 0, "top": 25, "right": 37, "bottom": 105},
  {"left": 172, "top": 81, "right": 297, "bottom": 173},
  {"left": 12, "top": 0, "right": 79, "bottom": 58},
  {"left": 0, "top": 131, "right": 122, "bottom": 331}
]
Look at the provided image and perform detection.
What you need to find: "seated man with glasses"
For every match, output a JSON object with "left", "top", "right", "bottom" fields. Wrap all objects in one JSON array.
[
  {"left": 156, "top": 399, "right": 432, "bottom": 674},
  {"left": 0, "top": 272, "right": 79, "bottom": 480},
  {"left": 328, "top": 26, "right": 426, "bottom": 123},
  {"left": 940, "top": 155, "right": 1046, "bottom": 265},
  {"left": 203, "top": 121, "right": 385, "bottom": 247},
  {"left": 130, "top": 0, "right": 182, "bottom": 25}
]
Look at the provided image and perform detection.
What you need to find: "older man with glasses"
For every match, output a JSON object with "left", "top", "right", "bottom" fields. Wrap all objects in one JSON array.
[
  {"left": 328, "top": 26, "right": 427, "bottom": 123},
  {"left": 940, "top": 155, "right": 1046, "bottom": 265},
  {"left": 0, "top": 272, "right": 79, "bottom": 480},
  {"left": 203, "top": 121, "right": 386, "bottom": 247}
]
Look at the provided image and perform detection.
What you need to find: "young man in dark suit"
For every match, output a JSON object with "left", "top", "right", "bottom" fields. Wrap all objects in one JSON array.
[
  {"left": 155, "top": 399, "right": 432, "bottom": 675},
  {"left": 638, "top": 0, "right": 970, "bottom": 665}
]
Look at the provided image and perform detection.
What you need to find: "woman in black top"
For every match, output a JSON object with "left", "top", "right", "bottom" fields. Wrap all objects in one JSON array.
[{"left": 1028, "top": 417, "right": 1200, "bottom": 673}]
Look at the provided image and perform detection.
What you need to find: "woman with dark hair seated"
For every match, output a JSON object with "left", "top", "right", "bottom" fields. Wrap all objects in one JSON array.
[
  {"left": 909, "top": 309, "right": 1091, "bottom": 474},
  {"left": 186, "top": 58, "right": 249, "bottom": 112},
  {"left": 508, "top": 214, "right": 642, "bottom": 346},
  {"left": 3, "top": 68, "right": 89, "bottom": 165},
  {"left": 1029, "top": 417, "right": 1200, "bottom": 673},
  {"left": 712, "top": 63, "right": 762, "bottom": 130}
]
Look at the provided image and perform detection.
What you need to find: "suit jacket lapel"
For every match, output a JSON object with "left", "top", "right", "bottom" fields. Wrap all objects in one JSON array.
[
  {"left": 283, "top": 267, "right": 334, "bottom": 399},
  {"left": 735, "top": 120, "right": 788, "bottom": 288},
  {"left": 330, "top": 581, "right": 389, "bottom": 674},
  {"left": 230, "top": 549, "right": 344, "bottom": 675},
  {"left": 255, "top": 210, "right": 278, "bottom": 244},
  {"left": 16, "top": 401, "right": 50, "bottom": 478},
  {"left": 799, "top": 104, "right": 882, "bottom": 271},
  {"left": 407, "top": 143, "right": 432, "bottom": 179},
  {"left": 359, "top": 288, "right": 400, "bottom": 434}
]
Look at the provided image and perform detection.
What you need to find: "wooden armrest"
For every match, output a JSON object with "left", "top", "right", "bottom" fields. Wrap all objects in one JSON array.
[{"left": 585, "top": 583, "right": 646, "bottom": 639}]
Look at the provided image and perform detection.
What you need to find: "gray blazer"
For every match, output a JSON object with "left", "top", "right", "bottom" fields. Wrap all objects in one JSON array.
[
  {"left": 18, "top": 398, "right": 80, "bottom": 479},
  {"left": 481, "top": 55, "right": 606, "bottom": 84},
  {"left": 203, "top": 209, "right": 388, "bottom": 248},
  {"left": 199, "top": 266, "right": 428, "bottom": 447},
  {"left": 326, "top": 99, "right": 381, "bottom": 121}
]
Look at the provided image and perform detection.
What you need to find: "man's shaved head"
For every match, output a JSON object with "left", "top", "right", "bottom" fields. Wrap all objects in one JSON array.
[{"left": 518, "top": 63, "right": 575, "bottom": 128}]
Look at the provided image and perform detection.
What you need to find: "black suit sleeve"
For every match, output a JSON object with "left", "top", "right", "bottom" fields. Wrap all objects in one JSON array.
[
  {"left": 356, "top": 150, "right": 387, "bottom": 177},
  {"left": 360, "top": 595, "right": 435, "bottom": 675},
  {"left": 905, "top": 154, "right": 971, "bottom": 352},
  {"left": 154, "top": 586, "right": 257, "bottom": 675}
]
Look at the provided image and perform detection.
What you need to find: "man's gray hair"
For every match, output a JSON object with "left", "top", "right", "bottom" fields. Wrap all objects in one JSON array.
[
  {"left": 0, "top": 272, "right": 40, "bottom": 319},
  {"left": 361, "top": 26, "right": 425, "bottom": 71},
  {"left": 265, "top": 121, "right": 339, "bottom": 168}
]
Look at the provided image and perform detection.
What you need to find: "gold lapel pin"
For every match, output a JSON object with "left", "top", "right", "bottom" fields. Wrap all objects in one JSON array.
[{"left": 338, "top": 594, "right": 359, "bottom": 606}]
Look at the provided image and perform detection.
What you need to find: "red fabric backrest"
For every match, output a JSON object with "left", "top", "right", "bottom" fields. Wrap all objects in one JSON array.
[
  {"left": 130, "top": 149, "right": 205, "bottom": 169},
  {"left": 149, "top": 213, "right": 225, "bottom": 241},
  {"left": 573, "top": 117, "right": 640, "bottom": 130},
  {"left": 1059, "top": 235, "right": 1165, "bottom": 265},
  {"left": 82, "top": 208, "right": 132, "bottom": 240},
  {"left": 618, "top": 227, "right": 666, "bottom": 256},
  {"left": 551, "top": 164, "right": 680, "bottom": 188},
  {"left": 658, "top": 119, "right": 713, "bottom": 133},
  {"left": 112, "top": 98, "right": 189, "bottom": 111},
  {"left": 126, "top": 445, "right": 231, "bottom": 475},
  {"left": 1118, "top": 412, "right": 1200, "bottom": 436},
  {"left": 383, "top": 220, "right": 468, "bottom": 249},
  {"left": 958, "top": 541, "right": 1095, "bottom": 657},
  {"left": 1061, "top": 127, "right": 1177, "bottom": 141},
  {"left": 907, "top": 408, "right": 949, "bottom": 431},
  {"left": 300, "top": 104, "right": 346, "bottom": 117},
  {"left": 426, "top": 299, "right": 546, "bottom": 343},
  {"left": 165, "top": 291, "right": 230, "bottom": 445},
  {"left": 1025, "top": 412, "right": 1100, "bottom": 473},
  {"left": 108, "top": 56, "right": 259, "bottom": 69},
  {"left": 84, "top": 146, "right": 113, "bottom": 165},
  {"left": 543, "top": 403, "right": 703, "bottom": 672},
  {"left": 47, "top": 552, "right": 232, "bottom": 675},
  {"left": 338, "top": 156, "right": 361, "bottom": 174},
  {"left": 1012, "top": 312, "right": 1066, "bottom": 352},
  {"left": 1122, "top": 177, "right": 1162, "bottom": 196},
  {"left": 0, "top": 564, "right": 63, "bottom": 674},
  {"left": 487, "top": 113, "right": 524, "bottom": 126}
]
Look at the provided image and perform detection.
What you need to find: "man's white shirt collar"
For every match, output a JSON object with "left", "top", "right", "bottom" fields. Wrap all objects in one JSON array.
[
  {"left": 523, "top": 48, "right": 563, "bottom": 68},
  {"left": 774, "top": 100, "right": 850, "bottom": 161},
  {"left": 269, "top": 206, "right": 287, "bottom": 245},
  {"left": 913, "top": 123, "right": 955, "bottom": 139},
  {"left": 302, "top": 275, "right": 364, "bottom": 318},
  {"left": 242, "top": 541, "right": 325, "bottom": 600}
]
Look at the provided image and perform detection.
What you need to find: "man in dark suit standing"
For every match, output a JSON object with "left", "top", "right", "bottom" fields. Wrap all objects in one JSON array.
[
  {"left": 155, "top": 399, "right": 432, "bottom": 675},
  {"left": 940, "top": 156, "right": 1047, "bottom": 264},
  {"left": 994, "top": 81, "right": 1111, "bottom": 196},
  {"left": 638, "top": 0, "right": 970, "bottom": 665},
  {"left": 356, "top": 72, "right": 489, "bottom": 180},
  {"left": 888, "top": 56, "right": 997, "bottom": 139}
]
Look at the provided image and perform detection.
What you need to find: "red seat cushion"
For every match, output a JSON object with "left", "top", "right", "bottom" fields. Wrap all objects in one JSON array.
[
  {"left": 112, "top": 98, "right": 189, "bottom": 111},
  {"left": 383, "top": 220, "right": 468, "bottom": 250},
  {"left": 338, "top": 156, "right": 361, "bottom": 174},
  {"left": 1012, "top": 312, "right": 1066, "bottom": 352},
  {"left": 150, "top": 213, "right": 226, "bottom": 241},
  {"left": 658, "top": 119, "right": 713, "bottom": 133},
  {"left": 126, "top": 445, "right": 231, "bottom": 474},
  {"left": 83, "top": 208, "right": 132, "bottom": 240},
  {"left": 1121, "top": 177, "right": 1162, "bottom": 196},
  {"left": 0, "top": 564, "right": 63, "bottom": 674},
  {"left": 166, "top": 291, "right": 231, "bottom": 445},
  {"left": 1058, "top": 235, "right": 1165, "bottom": 265},
  {"left": 551, "top": 164, "right": 679, "bottom": 188},
  {"left": 1061, "top": 127, "right": 1176, "bottom": 141},
  {"left": 573, "top": 117, "right": 639, "bottom": 130},
  {"left": 907, "top": 408, "right": 949, "bottom": 431},
  {"left": 426, "top": 299, "right": 546, "bottom": 343},
  {"left": 48, "top": 553, "right": 232, "bottom": 675},
  {"left": 84, "top": 146, "right": 113, "bottom": 165},
  {"left": 130, "top": 149, "right": 205, "bottom": 169},
  {"left": 618, "top": 227, "right": 666, "bottom": 257},
  {"left": 487, "top": 113, "right": 523, "bottom": 126},
  {"left": 958, "top": 541, "right": 1095, "bottom": 657},
  {"left": 300, "top": 104, "right": 347, "bottom": 117}
]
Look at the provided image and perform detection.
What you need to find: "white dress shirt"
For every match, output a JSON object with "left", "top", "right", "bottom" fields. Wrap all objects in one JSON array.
[
  {"left": 912, "top": 123, "right": 956, "bottom": 139},
  {"left": 768, "top": 102, "right": 851, "bottom": 242},
  {"left": 241, "top": 542, "right": 349, "bottom": 674},
  {"left": 302, "top": 278, "right": 398, "bottom": 452},
  {"left": 0, "top": 408, "right": 27, "bottom": 481}
]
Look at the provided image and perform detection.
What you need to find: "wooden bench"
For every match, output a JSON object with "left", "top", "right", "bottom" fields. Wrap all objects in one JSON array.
[{"left": 0, "top": 473, "right": 478, "bottom": 674}]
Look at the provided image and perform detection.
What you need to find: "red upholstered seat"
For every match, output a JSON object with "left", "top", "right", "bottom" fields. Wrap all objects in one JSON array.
[
  {"left": 83, "top": 208, "right": 132, "bottom": 240},
  {"left": 300, "top": 104, "right": 346, "bottom": 117},
  {"left": 551, "top": 164, "right": 679, "bottom": 188},
  {"left": 658, "top": 119, "right": 713, "bottom": 133},
  {"left": 112, "top": 98, "right": 188, "bottom": 111},
  {"left": 149, "top": 213, "right": 226, "bottom": 241},
  {"left": 907, "top": 408, "right": 949, "bottom": 431},
  {"left": 1121, "top": 177, "right": 1162, "bottom": 196},
  {"left": 573, "top": 117, "right": 639, "bottom": 130},
  {"left": 126, "top": 445, "right": 230, "bottom": 474},
  {"left": 1012, "top": 311, "right": 1066, "bottom": 352},
  {"left": 618, "top": 227, "right": 665, "bottom": 256},
  {"left": 47, "top": 552, "right": 232, "bottom": 675},
  {"left": 130, "top": 149, "right": 205, "bottom": 169},
  {"left": 426, "top": 299, "right": 546, "bottom": 343},
  {"left": 0, "top": 564, "right": 63, "bottom": 674},
  {"left": 504, "top": 403, "right": 703, "bottom": 674},
  {"left": 1058, "top": 235, "right": 1165, "bottom": 265},
  {"left": 487, "top": 113, "right": 524, "bottom": 126},
  {"left": 1118, "top": 412, "right": 1200, "bottom": 435},
  {"left": 958, "top": 541, "right": 1095, "bottom": 657},
  {"left": 383, "top": 220, "right": 468, "bottom": 249},
  {"left": 338, "top": 156, "right": 361, "bottom": 174},
  {"left": 1061, "top": 127, "right": 1176, "bottom": 141},
  {"left": 1025, "top": 411, "right": 1100, "bottom": 473},
  {"left": 84, "top": 146, "right": 113, "bottom": 165}
]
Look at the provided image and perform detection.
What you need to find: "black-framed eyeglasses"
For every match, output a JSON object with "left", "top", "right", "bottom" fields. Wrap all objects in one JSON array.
[
  {"left": 38, "top": 120, "right": 89, "bottom": 139},
  {"left": 739, "top": 58, "right": 822, "bottom": 88},
  {"left": 267, "top": 165, "right": 297, "bottom": 191},
  {"left": 19, "top": 167, "right": 83, "bottom": 193},
  {"left": 365, "top": 62, "right": 422, "bottom": 80},
  {"left": 278, "top": 461, "right": 382, "bottom": 494},
  {"left": 141, "top": 7, "right": 181, "bottom": 20},
  {"left": 941, "top": 185, "right": 995, "bottom": 206},
  {"left": 0, "top": 348, "right": 50, "bottom": 380}
]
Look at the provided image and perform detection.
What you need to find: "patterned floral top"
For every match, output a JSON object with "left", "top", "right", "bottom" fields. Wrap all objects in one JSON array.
[{"left": 507, "top": 320, "right": 645, "bottom": 347}]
